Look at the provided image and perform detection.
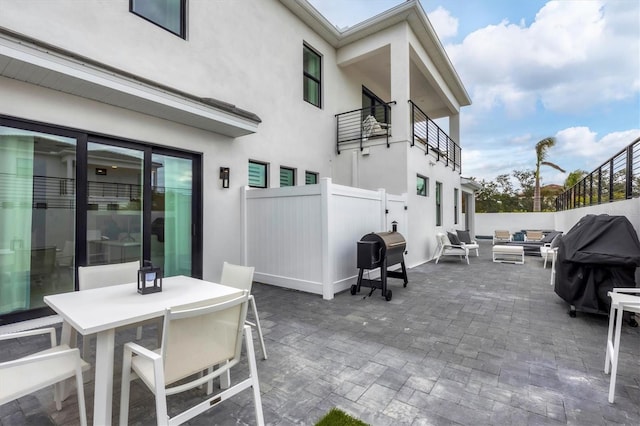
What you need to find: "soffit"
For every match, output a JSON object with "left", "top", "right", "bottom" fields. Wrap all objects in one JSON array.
[{"left": 0, "top": 29, "right": 261, "bottom": 138}]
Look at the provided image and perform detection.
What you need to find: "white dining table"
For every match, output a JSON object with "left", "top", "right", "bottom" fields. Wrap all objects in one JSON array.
[{"left": 44, "top": 275, "right": 243, "bottom": 426}]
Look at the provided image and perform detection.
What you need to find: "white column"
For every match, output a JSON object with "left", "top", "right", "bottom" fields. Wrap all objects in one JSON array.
[
  {"left": 390, "top": 28, "right": 411, "bottom": 142},
  {"left": 449, "top": 113, "right": 460, "bottom": 145}
]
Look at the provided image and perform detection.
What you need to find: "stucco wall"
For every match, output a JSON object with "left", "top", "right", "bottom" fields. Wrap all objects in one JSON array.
[{"left": 475, "top": 212, "right": 556, "bottom": 238}]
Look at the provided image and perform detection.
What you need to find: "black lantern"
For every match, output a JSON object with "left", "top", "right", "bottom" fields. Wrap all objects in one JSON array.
[{"left": 137, "top": 260, "right": 162, "bottom": 295}]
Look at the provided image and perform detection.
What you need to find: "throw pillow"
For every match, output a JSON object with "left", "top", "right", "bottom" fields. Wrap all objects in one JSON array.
[
  {"left": 456, "top": 230, "right": 472, "bottom": 244},
  {"left": 447, "top": 231, "right": 461, "bottom": 245}
]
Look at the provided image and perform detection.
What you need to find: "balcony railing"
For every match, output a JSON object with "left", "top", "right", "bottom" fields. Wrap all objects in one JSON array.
[
  {"left": 409, "top": 100, "right": 461, "bottom": 172},
  {"left": 555, "top": 137, "right": 639, "bottom": 211},
  {"left": 335, "top": 102, "right": 395, "bottom": 154}
]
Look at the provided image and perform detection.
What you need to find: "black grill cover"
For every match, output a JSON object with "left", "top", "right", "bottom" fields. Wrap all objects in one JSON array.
[{"left": 554, "top": 214, "right": 640, "bottom": 313}]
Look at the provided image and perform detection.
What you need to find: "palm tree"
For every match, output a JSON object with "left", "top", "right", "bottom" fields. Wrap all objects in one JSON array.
[{"left": 534, "top": 137, "right": 565, "bottom": 212}]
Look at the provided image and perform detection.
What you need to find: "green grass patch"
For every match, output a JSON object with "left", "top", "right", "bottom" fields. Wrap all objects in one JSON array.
[{"left": 315, "top": 408, "right": 369, "bottom": 426}]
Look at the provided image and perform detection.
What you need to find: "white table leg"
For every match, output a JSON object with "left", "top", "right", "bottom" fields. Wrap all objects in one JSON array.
[{"left": 93, "top": 328, "right": 115, "bottom": 426}]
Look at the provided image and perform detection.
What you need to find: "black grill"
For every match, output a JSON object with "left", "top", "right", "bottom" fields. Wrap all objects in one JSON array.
[{"left": 352, "top": 230, "right": 408, "bottom": 301}]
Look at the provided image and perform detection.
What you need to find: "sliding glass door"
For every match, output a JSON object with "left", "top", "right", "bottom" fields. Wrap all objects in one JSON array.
[
  {"left": 0, "top": 125, "right": 77, "bottom": 317},
  {"left": 0, "top": 117, "right": 202, "bottom": 324}
]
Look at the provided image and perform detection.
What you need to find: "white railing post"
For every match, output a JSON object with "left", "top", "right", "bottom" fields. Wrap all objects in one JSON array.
[{"left": 320, "top": 178, "right": 334, "bottom": 300}]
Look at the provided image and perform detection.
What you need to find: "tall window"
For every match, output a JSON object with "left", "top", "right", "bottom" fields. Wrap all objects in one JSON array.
[
  {"left": 303, "top": 44, "right": 322, "bottom": 108},
  {"left": 435, "top": 181, "right": 442, "bottom": 226},
  {"left": 454, "top": 188, "right": 459, "bottom": 224},
  {"left": 305, "top": 171, "right": 318, "bottom": 185},
  {"left": 130, "top": 0, "right": 186, "bottom": 38},
  {"left": 280, "top": 166, "right": 295, "bottom": 187},
  {"left": 248, "top": 161, "right": 268, "bottom": 188},
  {"left": 417, "top": 174, "right": 428, "bottom": 196}
]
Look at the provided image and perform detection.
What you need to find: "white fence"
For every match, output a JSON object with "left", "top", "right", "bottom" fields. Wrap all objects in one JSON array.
[
  {"left": 477, "top": 198, "right": 639, "bottom": 238},
  {"left": 242, "top": 178, "right": 407, "bottom": 300}
]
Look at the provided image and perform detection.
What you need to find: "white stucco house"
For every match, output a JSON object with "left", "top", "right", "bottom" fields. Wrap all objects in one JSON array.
[{"left": 0, "top": 0, "right": 473, "bottom": 323}]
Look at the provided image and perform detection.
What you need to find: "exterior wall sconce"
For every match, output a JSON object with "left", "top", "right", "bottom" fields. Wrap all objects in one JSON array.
[{"left": 220, "top": 167, "right": 230, "bottom": 188}]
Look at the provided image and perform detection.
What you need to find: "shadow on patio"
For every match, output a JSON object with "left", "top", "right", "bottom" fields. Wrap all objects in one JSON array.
[{"left": 2, "top": 240, "right": 639, "bottom": 425}]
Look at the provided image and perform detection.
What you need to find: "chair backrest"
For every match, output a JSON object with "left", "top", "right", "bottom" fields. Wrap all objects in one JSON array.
[
  {"left": 526, "top": 230, "right": 544, "bottom": 241},
  {"left": 494, "top": 230, "right": 510, "bottom": 239},
  {"left": 220, "top": 262, "right": 255, "bottom": 293},
  {"left": 161, "top": 291, "right": 249, "bottom": 386},
  {"left": 77, "top": 260, "right": 140, "bottom": 290}
]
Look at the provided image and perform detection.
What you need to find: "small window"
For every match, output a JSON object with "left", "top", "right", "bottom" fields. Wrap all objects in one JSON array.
[
  {"left": 131, "top": 0, "right": 186, "bottom": 38},
  {"left": 303, "top": 44, "right": 322, "bottom": 108},
  {"left": 417, "top": 174, "right": 428, "bottom": 196},
  {"left": 248, "top": 161, "right": 268, "bottom": 188},
  {"left": 436, "top": 181, "right": 442, "bottom": 226},
  {"left": 305, "top": 171, "right": 319, "bottom": 185},
  {"left": 280, "top": 167, "right": 295, "bottom": 187},
  {"left": 454, "top": 188, "right": 459, "bottom": 224}
]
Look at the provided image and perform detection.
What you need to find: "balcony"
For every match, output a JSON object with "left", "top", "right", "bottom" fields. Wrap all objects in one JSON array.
[
  {"left": 409, "top": 100, "right": 462, "bottom": 172},
  {"left": 556, "top": 137, "right": 639, "bottom": 210},
  {"left": 335, "top": 100, "right": 462, "bottom": 173},
  {"left": 335, "top": 102, "right": 395, "bottom": 153}
]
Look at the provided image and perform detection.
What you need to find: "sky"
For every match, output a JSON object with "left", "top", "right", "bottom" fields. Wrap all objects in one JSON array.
[{"left": 307, "top": 0, "right": 640, "bottom": 186}]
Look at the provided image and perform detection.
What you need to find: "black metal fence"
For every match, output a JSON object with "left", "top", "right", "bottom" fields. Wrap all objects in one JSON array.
[
  {"left": 555, "top": 137, "right": 639, "bottom": 211},
  {"left": 409, "top": 100, "right": 461, "bottom": 172},
  {"left": 335, "top": 102, "right": 395, "bottom": 153}
]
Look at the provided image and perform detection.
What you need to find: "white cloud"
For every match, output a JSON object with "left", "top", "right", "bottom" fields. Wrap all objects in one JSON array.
[
  {"left": 427, "top": 6, "right": 458, "bottom": 40},
  {"left": 446, "top": 0, "right": 640, "bottom": 115},
  {"left": 555, "top": 127, "right": 640, "bottom": 165}
]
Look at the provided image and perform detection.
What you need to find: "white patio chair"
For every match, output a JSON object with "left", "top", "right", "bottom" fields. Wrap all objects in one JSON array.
[
  {"left": 221, "top": 262, "right": 267, "bottom": 360},
  {"left": 119, "top": 291, "right": 264, "bottom": 426},
  {"left": 78, "top": 261, "right": 161, "bottom": 359},
  {"left": 435, "top": 232, "right": 469, "bottom": 264},
  {"left": 0, "top": 328, "right": 88, "bottom": 426},
  {"left": 604, "top": 288, "right": 640, "bottom": 403}
]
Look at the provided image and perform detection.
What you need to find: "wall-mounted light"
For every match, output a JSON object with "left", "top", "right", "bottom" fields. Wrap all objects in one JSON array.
[
  {"left": 219, "top": 167, "right": 230, "bottom": 188},
  {"left": 95, "top": 167, "right": 107, "bottom": 175}
]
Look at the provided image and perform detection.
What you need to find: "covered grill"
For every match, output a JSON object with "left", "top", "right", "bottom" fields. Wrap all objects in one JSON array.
[
  {"left": 554, "top": 214, "right": 640, "bottom": 320},
  {"left": 352, "top": 225, "right": 408, "bottom": 301}
]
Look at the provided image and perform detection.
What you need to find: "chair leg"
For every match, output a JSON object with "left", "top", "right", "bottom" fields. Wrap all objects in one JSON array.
[
  {"left": 249, "top": 295, "right": 268, "bottom": 360},
  {"left": 608, "top": 304, "right": 624, "bottom": 403},
  {"left": 74, "top": 363, "right": 88, "bottom": 426},
  {"left": 152, "top": 363, "right": 169, "bottom": 426},
  {"left": 244, "top": 327, "right": 265, "bottom": 426},
  {"left": 543, "top": 254, "right": 548, "bottom": 269},
  {"left": 136, "top": 326, "right": 142, "bottom": 340},
  {"left": 605, "top": 302, "right": 616, "bottom": 374}
]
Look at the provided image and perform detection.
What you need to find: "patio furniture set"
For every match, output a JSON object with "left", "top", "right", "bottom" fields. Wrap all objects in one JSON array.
[{"left": 0, "top": 262, "right": 268, "bottom": 426}]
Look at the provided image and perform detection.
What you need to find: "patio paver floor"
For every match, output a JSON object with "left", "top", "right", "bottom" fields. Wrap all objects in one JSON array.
[{"left": 1, "top": 240, "right": 639, "bottom": 425}]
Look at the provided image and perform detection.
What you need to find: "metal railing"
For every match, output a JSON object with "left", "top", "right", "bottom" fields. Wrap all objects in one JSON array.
[
  {"left": 555, "top": 137, "right": 639, "bottom": 211},
  {"left": 335, "top": 102, "right": 395, "bottom": 154},
  {"left": 409, "top": 100, "right": 461, "bottom": 172}
]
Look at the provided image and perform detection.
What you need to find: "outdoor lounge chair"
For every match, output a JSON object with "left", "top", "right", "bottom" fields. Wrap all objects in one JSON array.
[
  {"left": 456, "top": 229, "right": 479, "bottom": 256},
  {"left": 524, "top": 230, "right": 544, "bottom": 242},
  {"left": 435, "top": 232, "right": 469, "bottom": 264},
  {"left": 362, "top": 115, "right": 389, "bottom": 141},
  {"left": 493, "top": 230, "right": 512, "bottom": 245}
]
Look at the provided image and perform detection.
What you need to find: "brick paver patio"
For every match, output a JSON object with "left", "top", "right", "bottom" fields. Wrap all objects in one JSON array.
[{"left": 1, "top": 240, "right": 639, "bottom": 425}]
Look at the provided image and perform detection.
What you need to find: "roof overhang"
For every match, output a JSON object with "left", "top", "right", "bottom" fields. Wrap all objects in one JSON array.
[
  {"left": 461, "top": 177, "right": 482, "bottom": 192},
  {"left": 0, "top": 29, "right": 261, "bottom": 138},
  {"left": 280, "top": 0, "right": 471, "bottom": 107}
]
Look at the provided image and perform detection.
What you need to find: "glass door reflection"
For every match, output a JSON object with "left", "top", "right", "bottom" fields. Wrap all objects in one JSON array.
[{"left": 86, "top": 142, "right": 143, "bottom": 266}]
